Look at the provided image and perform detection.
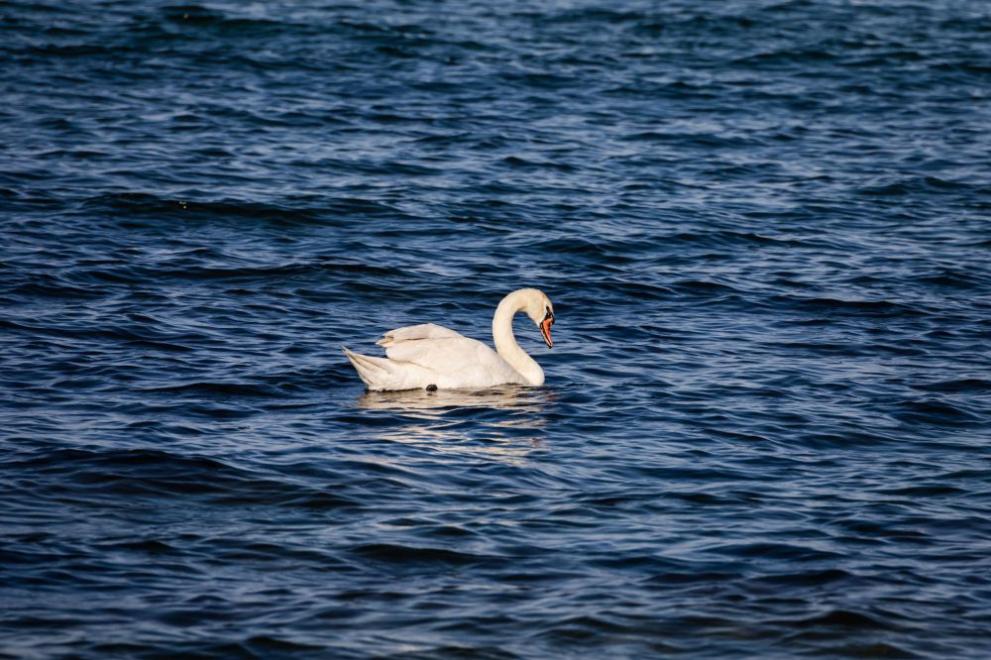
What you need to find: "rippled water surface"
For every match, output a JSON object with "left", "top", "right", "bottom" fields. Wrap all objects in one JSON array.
[{"left": 3, "top": 0, "right": 991, "bottom": 657}]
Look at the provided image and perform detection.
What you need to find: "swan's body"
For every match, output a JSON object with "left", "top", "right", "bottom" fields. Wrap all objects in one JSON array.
[{"left": 344, "top": 288, "right": 555, "bottom": 392}]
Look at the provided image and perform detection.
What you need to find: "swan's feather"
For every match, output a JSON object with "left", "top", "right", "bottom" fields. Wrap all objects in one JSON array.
[{"left": 376, "top": 323, "right": 462, "bottom": 347}]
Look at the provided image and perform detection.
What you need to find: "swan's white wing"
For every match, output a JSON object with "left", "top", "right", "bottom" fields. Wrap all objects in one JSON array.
[
  {"left": 376, "top": 323, "right": 463, "bottom": 347},
  {"left": 377, "top": 327, "right": 525, "bottom": 389},
  {"left": 382, "top": 331, "right": 482, "bottom": 365}
]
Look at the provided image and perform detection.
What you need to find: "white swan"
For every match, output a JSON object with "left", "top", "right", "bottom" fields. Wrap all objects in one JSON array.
[{"left": 343, "top": 288, "right": 555, "bottom": 391}]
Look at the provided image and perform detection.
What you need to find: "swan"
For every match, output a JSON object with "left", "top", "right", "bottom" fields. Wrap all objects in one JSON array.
[{"left": 343, "top": 288, "right": 555, "bottom": 391}]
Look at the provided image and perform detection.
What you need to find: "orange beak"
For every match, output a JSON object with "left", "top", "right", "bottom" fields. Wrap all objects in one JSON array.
[{"left": 540, "top": 312, "right": 554, "bottom": 348}]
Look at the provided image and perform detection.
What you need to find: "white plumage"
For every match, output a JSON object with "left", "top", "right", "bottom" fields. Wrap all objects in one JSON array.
[{"left": 344, "top": 289, "right": 555, "bottom": 392}]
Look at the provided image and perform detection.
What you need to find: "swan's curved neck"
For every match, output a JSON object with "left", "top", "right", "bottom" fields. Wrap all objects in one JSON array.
[{"left": 492, "top": 290, "right": 544, "bottom": 386}]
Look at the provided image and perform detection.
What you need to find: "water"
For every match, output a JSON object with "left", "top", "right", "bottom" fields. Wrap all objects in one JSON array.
[{"left": 3, "top": 0, "right": 991, "bottom": 657}]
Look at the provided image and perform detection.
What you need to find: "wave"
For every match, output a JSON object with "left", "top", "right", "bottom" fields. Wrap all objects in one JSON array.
[{"left": 9, "top": 447, "right": 361, "bottom": 509}]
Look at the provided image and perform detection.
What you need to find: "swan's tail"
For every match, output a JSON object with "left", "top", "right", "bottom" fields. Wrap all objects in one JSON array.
[
  {"left": 343, "top": 346, "right": 434, "bottom": 391},
  {"left": 342, "top": 347, "right": 389, "bottom": 389}
]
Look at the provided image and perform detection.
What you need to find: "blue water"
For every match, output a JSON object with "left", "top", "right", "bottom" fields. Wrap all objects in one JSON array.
[{"left": 3, "top": 0, "right": 991, "bottom": 657}]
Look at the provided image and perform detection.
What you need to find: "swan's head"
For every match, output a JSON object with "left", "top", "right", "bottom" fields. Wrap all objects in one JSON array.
[{"left": 521, "top": 289, "right": 555, "bottom": 349}]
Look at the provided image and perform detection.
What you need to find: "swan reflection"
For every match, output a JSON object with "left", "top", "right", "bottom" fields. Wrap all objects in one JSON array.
[
  {"left": 356, "top": 386, "right": 553, "bottom": 460},
  {"left": 357, "top": 385, "right": 552, "bottom": 412}
]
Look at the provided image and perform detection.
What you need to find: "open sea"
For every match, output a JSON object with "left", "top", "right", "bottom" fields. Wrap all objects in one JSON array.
[{"left": 3, "top": 0, "right": 991, "bottom": 657}]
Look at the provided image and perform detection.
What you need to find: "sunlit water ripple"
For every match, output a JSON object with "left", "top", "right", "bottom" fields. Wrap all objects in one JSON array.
[{"left": 2, "top": 0, "right": 991, "bottom": 657}]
